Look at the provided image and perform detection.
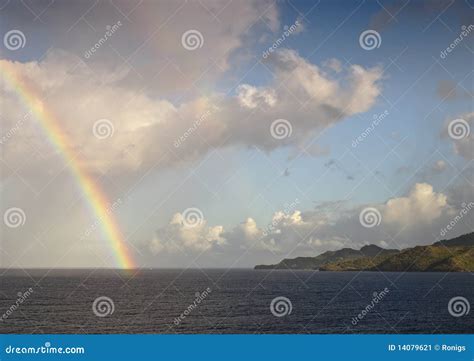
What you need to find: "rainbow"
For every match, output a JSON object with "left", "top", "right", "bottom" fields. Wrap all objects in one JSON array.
[{"left": 0, "top": 60, "right": 135, "bottom": 269}]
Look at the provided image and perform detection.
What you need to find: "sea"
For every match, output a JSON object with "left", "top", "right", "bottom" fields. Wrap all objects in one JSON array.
[{"left": 0, "top": 269, "right": 472, "bottom": 334}]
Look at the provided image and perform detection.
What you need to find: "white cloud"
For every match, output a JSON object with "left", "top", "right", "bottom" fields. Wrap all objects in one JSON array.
[
  {"left": 266, "top": 50, "right": 382, "bottom": 114},
  {"left": 270, "top": 210, "right": 305, "bottom": 227},
  {"left": 238, "top": 217, "right": 262, "bottom": 240},
  {"left": 41, "top": 0, "right": 281, "bottom": 95},
  {"left": 204, "top": 183, "right": 453, "bottom": 257},
  {"left": 432, "top": 160, "right": 447, "bottom": 173},
  {"left": 150, "top": 212, "right": 225, "bottom": 254},
  {"left": 237, "top": 84, "right": 277, "bottom": 109},
  {"left": 137, "top": 181, "right": 472, "bottom": 267},
  {"left": 383, "top": 183, "right": 448, "bottom": 226},
  {"left": 323, "top": 58, "right": 342, "bottom": 73},
  {"left": 1, "top": 48, "right": 383, "bottom": 175}
]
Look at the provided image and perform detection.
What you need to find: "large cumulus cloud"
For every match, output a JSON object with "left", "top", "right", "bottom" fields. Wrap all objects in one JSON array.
[
  {"left": 148, "top": 183, "right": 471, "bottom": 263},
  {"left": 0, "top": 49, "right": 383, "bottom": 176}
]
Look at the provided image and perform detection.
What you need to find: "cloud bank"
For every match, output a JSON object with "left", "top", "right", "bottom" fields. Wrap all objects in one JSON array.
[
  {"left": 148, "top": 183, "right": 470, "bottom": 263},
  {"left": 1, "top": 49, "right": 383, "bottom": 176}
]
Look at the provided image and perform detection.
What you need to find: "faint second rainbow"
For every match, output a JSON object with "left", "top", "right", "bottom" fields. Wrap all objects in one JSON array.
[{"left": 0, "top": 60, "right": 135, "bottom": 269}]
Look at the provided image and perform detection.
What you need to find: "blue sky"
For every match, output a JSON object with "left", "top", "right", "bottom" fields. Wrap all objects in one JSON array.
[{"left": 1, "top": 0, "right": 473, "bottom": 268}]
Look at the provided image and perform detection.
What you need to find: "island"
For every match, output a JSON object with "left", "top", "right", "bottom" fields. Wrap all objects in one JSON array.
[{"left": 254, "top": 232, "right": 474, "bottom": 272}]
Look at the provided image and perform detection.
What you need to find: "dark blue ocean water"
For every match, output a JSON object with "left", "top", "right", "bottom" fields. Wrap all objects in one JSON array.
[{"left": 0, "top": 269, "right": 472, "bottom": 333}]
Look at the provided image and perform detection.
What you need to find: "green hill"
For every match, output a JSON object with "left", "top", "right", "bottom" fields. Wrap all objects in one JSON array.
[
  {"left": 433, "top": 232, "right": 473, "bottom": 247},
  {"left": 255, "top": 233, "right": 474, "bottom": 272},
  {"left": 320, "top": 246, "right": 473, "bottom": 272},
  {"left": 254, "top": 245, "right": 399, "bottom": 270}
]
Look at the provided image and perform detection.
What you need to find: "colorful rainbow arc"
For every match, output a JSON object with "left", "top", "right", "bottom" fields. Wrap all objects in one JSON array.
[{"left": 0, "top": 61, "right": 135, "bottom": 269}]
